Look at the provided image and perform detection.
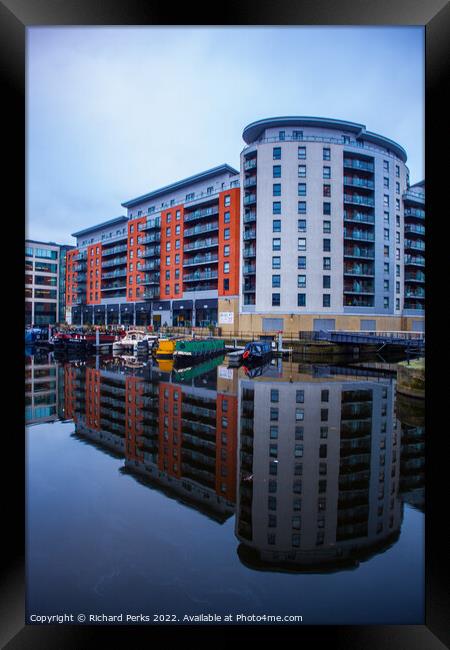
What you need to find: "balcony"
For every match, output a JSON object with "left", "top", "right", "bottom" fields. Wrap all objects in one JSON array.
[
  {"left": 243, "top": 247, "right": 256, "bottom": 258},
  {"left": 404, "top": 208, "right": 425, "bottom": 219},
  {"left": 344, "top": 211, "right": 375, "bottom": 225},
  {"left": 183, "top": 238, "right": 218, "bottom": 252},
  {"left": 183, "top": 222, "right": 218, "bottom": 238},
  {"left": 243, "top": 263, "right": 256, "bottom": 274},
  {"left": 344, "top": 264, "right": 374, "bottom": 277},
  {"left": 343, "top": 177, "right": 375, "bottom": 189},
  {"left": 140, "top": 260, "right": 160, "bottom": 271},
  {"left": 405, "top": 240, "right": 425, "bottom": 251},
  {"left": 344, "top": 248, "right": 375, "bottom": 259},
  {"left": 141, "top": 216, "right": 161, "bottom": 230},
  {"left": 140, "top": 232, "right": 161, "bottom": 244},
  {"left": 143, "top": 288, "right": 160, "bottom": 299},
  {"left": 142, "top": 273, "right": 160, "bottom": 285},
  {"left": 343, "top": 296, "right": 374, "bottom": 307},
  {"left": 102, "top": 269, "right": 127, "bottom": 279},
  {"left": 344, "top": 194, "right": 375, "bottom": 207},
  {"left": 183, "top": 253, "right": 218, "bottom": 267},
  {"left": 101, "top": 283, "right": 127, "bottom": 291},
  {"left": 344, "top": 281, "right": 375, "bottom": 294},
  {"left": 184, "top": 205, "right": 219, "bottom": 223},
  {"left": 405, "top": 288, "right": 425, "bottom": 299},
  {"left": 404, "top": 224, "right": 425, "bottom": 236},
  {"left": 183, "top": 270, "right": 218, "bottom": 282},
  {"left": 243, "top": 194, "right": 256, "bottom": 206},
  {"left": 404, "top": 300, "right": 424, "bottom": 310},
  {"left": 403, "top": 190, "right": 425, "bottom": 205},
  {"left": 343, "top": 158, "right": 374, "bottom": 172},
  {"left": 143, "top": 245, "right": 161, "bottom": 258},
  {"left": 404, "top": 255, "right": 425, "bottom": 267},
  {"left": 102, "top": 256, "right": 127, "bottom": 268},
  {"left": 405, "top": 271, "right": 425, "bottom": 283},
  {"left": 243, "top": 211, "right": 256, "bottom": 224},
  {"left": 244, "top": 159, "right": 257, "bottom": 171},
  {"left": 243, "top": 176, "right": 257, "bottom": 189},
  {"left": 243, "top": 229, "right": 257, "bottom": 241},
  {"left": 102, "top": 244, "right": 127, "bottom": 257},
  {"left": 344, "top": 229, "right": 375, "bottom": 242}
]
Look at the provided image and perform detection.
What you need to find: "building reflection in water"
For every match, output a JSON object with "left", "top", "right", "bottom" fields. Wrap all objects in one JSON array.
[{"left": 29, "top": 353, "right": 425, "bottom": 572}]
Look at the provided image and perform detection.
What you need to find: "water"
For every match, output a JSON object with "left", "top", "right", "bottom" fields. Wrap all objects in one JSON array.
[{"left": 26, "top": 349, "right": 425, "bottom": 625}]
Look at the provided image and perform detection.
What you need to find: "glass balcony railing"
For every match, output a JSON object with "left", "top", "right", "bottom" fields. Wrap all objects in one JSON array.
[
  {"left": 344, "top": 264, "right": 374, "bottom": 277},
  {"left": 243, "top": 248, "right": 256, "bottom": 258},
  {"left": 244, "top": 159, "right": 257, "bottom": 171},
  {"left": 405, "top": 272, "right": 425, "bottom": 282},
  {"left": 243, "top": 176, "right": 257, "bottom": 188},
  {"left": 344, "top": 248, "right": 375, "bottom": 259},
  {"left": 344, "top": 211, "right": 375, "bottom": 224},
  {"left": 183, "top": 253, "right": 218, "bottom": 267},
  {"left": 102, "top": 256, "right": 127, "bottom": 268},
  {"left": 183, "top": 222, "right": 218, "bottom": 238},
  {"left": 183, "top": 238, "right": 218, "bottom": 252},
  {"left": 404, "top": 224, "right": 425, "bottom": 236},
  {"left": 243, "top": 211, "right": 256, "bottom": 223},
  {"left": 102, "top": 269, "right": 127, "bottom": 279},
  {"left": 344, "top": 230, "right": 375, "bottom": 242},
  {"left": 404, "top": 255, "right": 425, "bottom": 266},
  {"left": 344, "top": 194, "right": 375, "bottom": 207},
  {"left": 405, "top": 240, "right": 425, "bottom": 251},
  {"left": 243, "top": 264, "right": 256, "bottom": 274},
  {"left": 140, "top": 233, "right": 161, "bottom": 244},
  {"left": 243, "top": 230, "right": 257, "bottom": 240},
  {"left": 183, "top": 271, "right": 218, "bottom": 282},
  {"left": 140, "top": 260, "right": 160, "bottom": 271},
  {"left": 102, "top": 244, "right": 127, "bottom": 257},
  {"left": 343, "top": 158, "right": 374, "bottom": 172},
  {"left": 184, "top": 205, "right": 219, "bottom": 223},
  {"left": 343, "top": 177, "right": 375, "bottom": 189},
  {"left": 404, "top": 208, "right": 425, "bottom": 219},
  {"left": 243, "top": 194, "right": 256, "bottom": 205}
]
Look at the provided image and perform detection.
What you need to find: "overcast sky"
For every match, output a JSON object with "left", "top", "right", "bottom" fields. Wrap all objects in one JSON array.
[{"left": 27, "top": 26, "right": 424, "bottom": 245}]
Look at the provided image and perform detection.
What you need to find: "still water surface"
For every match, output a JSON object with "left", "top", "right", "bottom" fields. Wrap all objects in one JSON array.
[{"left": 26, "top": 350, "right": 425, "bottom": 624}]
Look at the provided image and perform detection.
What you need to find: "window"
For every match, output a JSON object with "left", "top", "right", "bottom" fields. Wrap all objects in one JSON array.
[
  {"left": 273, "top": 220, "right": 281, "bottom": 232},
  {"left": 298, "top": 164, "right": 306, "bottom": 177},
  {"left": 297, "top": 293, "right": 306, "bottom": 307},
  {"left": 296, "top": 390, "right": 304, "bottom": 403},
  {"left": 279, "top": 130, "right": 285, "bottom": 141},
  {"left": 224, "top": 195, "right": 231, "bottom": 207},
  {"left": 165, "top": 284, "right": 170, "bottom": 295},
  {"left": 272, "top": 256, "right": 281, "bottom": 269},
  {"left": 273, "top": 201, "right": 281, "bottom": 214},
  {"left": 396, "top": 264, "right": 400, "bottom": 277},
  {"left": 272, "top": 238, "right": 281, "bottom": 251},
  {"left": 297, "top": 275, "right": 306, "bottom": 288},
  {"left": 384, "top": 279, "right": 389, "bottom": 291},
  {"left": 384, "top": 194, "right": 390, "bottom": 207},
  {"left": 224, "top": 262, "right": 230, "bottom": 274},
  {"left": 396, "top": 182, "right": 400, "bottom": 194},
  {"left": 384, "top": 262, "right": 389, "bottom": 274},
  {"left": 323, "top": 239, "right": 331, "bottom": 252},
  {"left": 223, "top": 278, "right": 229, "bottom": 291},
  {"left": 273, "top": 146, "right": 281, "bottom": 160},
  {"left": 384, "top": 211, "right": 390, "bottom": 224},
  {"left": 224, "top": 245, "right": 230, "bottom": 256},
  {"left": 298, "top": 201, "right": 306, "bottom": 214},
  {"left": 224, "top": 228, "right": 230, "bottom": 240},
  {"left": 384, "top": 296, "right": 389, "bottom": 308},
  {"left": 323, "top": 202, "right": 331, "bottom": 215},
  {"left": 298, "top": 183, "right": 306, "bottom": 196},
  {"left": 396, "top": 231, "right": 400, "bottom": 244},
  {"left": 384, "top": 246, "right": 389, "bottom": 257},
  {"left": 298, "top": 256, "right": 306, "bottom": 269},
  {"left": 323, "top": 147, "right": 330, "bottom": 160},
  {"left": 298, "top": 146, "right": 306, "bottom": 159},
  {"left": 323, "top": 257, "right": 331, "bottom": 270},
  {"left": 175, "top": 224, "right": 180, "bottom": 234},
  {"left": 298, "top": 238, "right": 306, "bottom": 251},
  {"left": 396, "top": 298, "right": 400, "bottom": 310},
  {"left": 293, "top": 130, "right": 303, "bottom": 140},
  {"left": 272, "top": 293, "right": 280, "bottom": 306},
  {"left": 207, "top": 186, "right": 213, "bottom": 195},
  {"left": 224, "top": 211, "right": 230, "bottom": 223},
  {"left": 166, "top": 242, "right": 171, "bottom": 252},
  {"left": 165, "top": 270, "right": 170, "bottom": 280},
  {"left": 175, "top": 254, "right": 180, "bottom": 264},
  {"left": 272, "top": 275, "right": 280, "bottom": 288},
  {"left": 166, "top": 255, "right": 170, "bottom": 265},
  {"left": 383, "top": 160, "right": 389, "bottom": 172},
  {"left": 323, "top": 294, "right": 330, "bottom": 307},
  {"left": 384, "top": 177, "right": 389, "bottom": 188},
  {"left": 384, "top": 228, "right": 390, "bottom": 240},
  {"left": 175, "top": 240, "right": 180, "bottom": 249},
  {"left": 270, "top": 408, "right": 279, "bottom": 421},
  {"left": 396, "top": 198, "right": 400, "bottom": 211},
  {"left": 273, "top": 165, "right": 281, "bottom": 178},
  {"left": 323, "top": 166, "right": 331, "bottom": 179},
  {"left": 298, "top": 219, "right": 306, "bottom": 232},
  {"left": 166, "top": 213, "right": 172, "bottom": 222},
  {"left": 323, "top": 184, "right": 331, "bottom": 197},
  {"left": 323, "top": 275, "right": 331, "bottom": 288},
  {"left": 396, "top": 281, "right": 400, "bottom": 294},
  {"left": 323, "top": 220, "right": 331, "bottom": 233}
]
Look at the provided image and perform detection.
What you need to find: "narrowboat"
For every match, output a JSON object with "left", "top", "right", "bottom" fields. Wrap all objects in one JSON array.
[
  {"left": 155, "top": 338, "right": 226, "bottom": 361},
  {"left": 241, "top": 340, "right": 273, "bottom": 363}
]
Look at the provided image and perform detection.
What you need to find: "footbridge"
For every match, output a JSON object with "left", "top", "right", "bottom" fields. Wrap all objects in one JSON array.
[{"left": 312, "top": 330, "right": 425, "bottom": 351}]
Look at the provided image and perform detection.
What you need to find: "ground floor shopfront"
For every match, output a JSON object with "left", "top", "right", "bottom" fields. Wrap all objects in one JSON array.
[{"left": 68, "top": 298, "right": 219, "bottom": 329}]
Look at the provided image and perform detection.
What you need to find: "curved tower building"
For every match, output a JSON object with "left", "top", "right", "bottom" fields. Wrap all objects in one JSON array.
[{"left": 233, "top": 116, "right": 424, "bottom": 334}]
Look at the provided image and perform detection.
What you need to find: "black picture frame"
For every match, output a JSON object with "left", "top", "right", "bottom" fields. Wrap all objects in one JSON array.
[{"left": 3, "top": 1, "right": 449, "bottom": 647}]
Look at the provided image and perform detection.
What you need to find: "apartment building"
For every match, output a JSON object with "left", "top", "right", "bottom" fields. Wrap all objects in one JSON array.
[
  {"left": 219, "top": 116, "right": 425, "bottom": 336},
  {"left": 62, "top": 116, "right": 425, "bottom": 333},
  {"left": 25, "top": 240, "right": 74, "bottom": 326},
  {"left": 66, "top": 165, "right": 240, "bottom": 327}
]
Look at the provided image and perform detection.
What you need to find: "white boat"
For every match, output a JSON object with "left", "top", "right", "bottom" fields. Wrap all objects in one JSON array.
[{"left": 112, "top": 329, "right": 158, "bottom": 354}]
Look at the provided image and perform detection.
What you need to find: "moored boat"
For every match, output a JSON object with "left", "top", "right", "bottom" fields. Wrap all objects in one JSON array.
[
  {"left": 155, "top": 337, "right": 226, "bottom": 361},
  {"left": 241, "top": 340, "right": 273, "bottom": 364}
]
